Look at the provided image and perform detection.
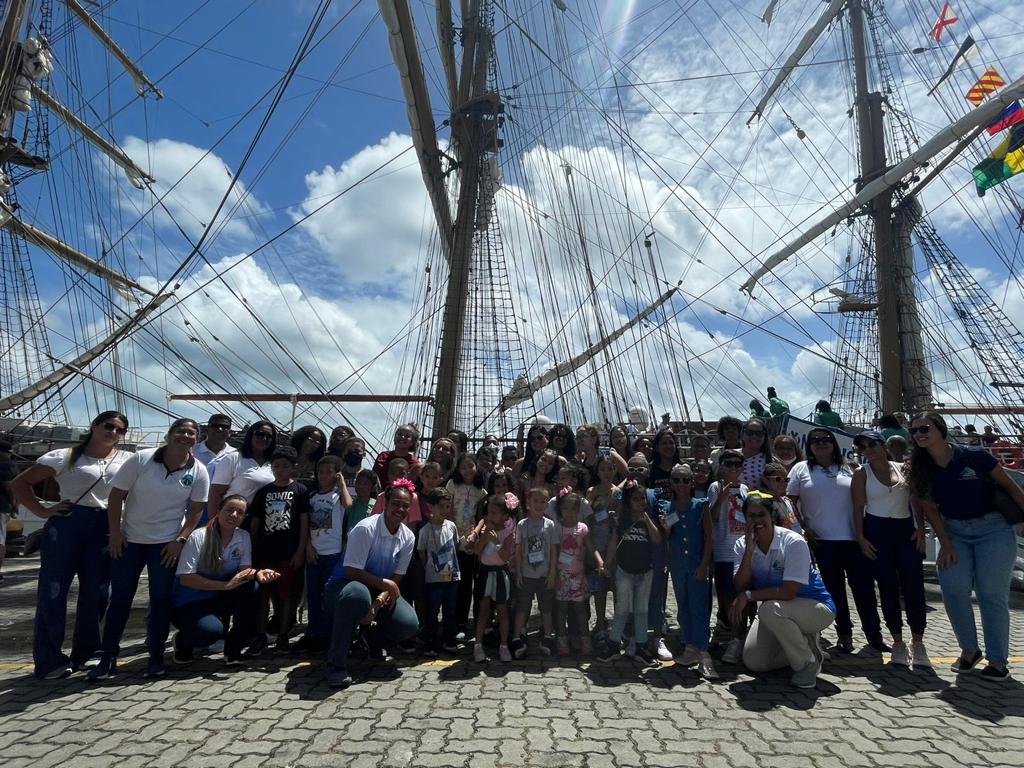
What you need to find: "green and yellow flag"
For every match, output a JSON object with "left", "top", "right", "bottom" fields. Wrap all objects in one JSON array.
[{"left": 973, "top": 124, "right": 1024, "bottom": 196}]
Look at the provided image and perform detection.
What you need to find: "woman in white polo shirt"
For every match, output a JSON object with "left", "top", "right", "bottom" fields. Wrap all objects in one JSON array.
[
  {"left": 731, "top": 491, "right": 836, "bottom": 689},
  {"left": 206, "top": 420, "right": 277, "bottom": 515},
  {"left": 89, "top": 418, "right": 210, "bottom": 681},
  {"left": 12, "top": 411, "right": 131, "bottom": 680}
]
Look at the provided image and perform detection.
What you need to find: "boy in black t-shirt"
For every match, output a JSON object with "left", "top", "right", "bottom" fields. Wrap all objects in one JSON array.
[{"left": 248, "top": 446, "right": 307, "bottom": 654}]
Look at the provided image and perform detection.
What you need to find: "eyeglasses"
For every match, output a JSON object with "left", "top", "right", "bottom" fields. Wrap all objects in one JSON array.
[
  {"left": 808, "top": 436, "right": 832, "bottom": 445},
  {"left": 670, "top": 477, "right": 692, "bottom": 485},
  {"left": 253, "top": 431, "right": 273, "bottom": 440},
  {"left": 102, "top": 422, "right": 127, "bottom": 435},
  {"left": 721, "top": 460, "right": 743, "bottom": 468},
  {"left": 909, "top": 425, "right": 932, "bottom": 435}
]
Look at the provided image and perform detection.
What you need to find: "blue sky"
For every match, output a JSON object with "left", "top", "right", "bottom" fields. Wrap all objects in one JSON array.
[{"left": 7, "top": 0, "right": 1024, "bottom": 444}]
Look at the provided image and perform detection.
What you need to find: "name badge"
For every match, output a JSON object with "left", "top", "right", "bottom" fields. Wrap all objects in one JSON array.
[
  {"left": 594, "top": 509, "right": 608, "bottom": 523},
  {"left": 664, "top": 512, "right": 679, "bottom": 528},
  {"left": 528, "top": 549, "right": 545, "bottom": 565},
  {"left": 558, "top": 550, "right": 575, "bottom": 567}
]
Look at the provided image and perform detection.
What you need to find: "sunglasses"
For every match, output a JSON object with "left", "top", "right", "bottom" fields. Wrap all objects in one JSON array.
[
  {"left": 909, "top": 425, "right": 932, "bottom": 435},
  {"left": 721, "top": 460, "right": 742, "bottom": 468},
  {"left": 808, "top": 436, "right": 832, "bottom": 445},
  {"left": 253, "top": 431, "right": 273, "bottom": 439},
  {"left": 627, "top": 466, "right": 648, "bottom": 474},
  {"left": 102, "top": 422, "right": 127, "bottom": 435},
  {"left": 670, "top": 477, "right": 692, "bottom": 485},
  {"left": 209, "top": 423, "right": 231, "bottom": 430},
  {"left": 858, "top": 440, "right": 883, "bottom": 448},
  {"left": 764, "top": 474, "right": 788, "bottom": 482},
  {"left": 744, "top": 429, "right": 765, "bottom": 436}
]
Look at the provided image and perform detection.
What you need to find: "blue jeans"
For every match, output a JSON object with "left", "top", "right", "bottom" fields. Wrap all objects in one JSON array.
[
  {"left": 325, "top": 580, "right": 419, "bottom": 671},
  {"left": 306, "top": 553, "right": 342, "bottom": 639},
  {"left": 937, "top": 513, "right": 1016, "bottom": 667},
  {"left": 647, "top": 541, "right": 668, "bottom": 633},
  {"left": 171, "top": 584, "right": 259, "bottom": 657},
  {"left": 423, "top": 581, "right": 457, "bottom": 646},
  {"left": 101, "top": 541, "right": 176, "bottom": 659},
  {"left": 670, "top": 565, "right": 712, "bottom": 650},
  {"left": 33, "top": 505, "right": 109, "bottom": 677},
  {"left": 611, "top": 569, "right": 652, "bottom": 646}
]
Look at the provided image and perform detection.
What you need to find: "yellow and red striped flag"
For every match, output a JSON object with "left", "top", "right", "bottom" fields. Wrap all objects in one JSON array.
[{"left": 966, "top": 67, "right": 1006, "bottom": 106}]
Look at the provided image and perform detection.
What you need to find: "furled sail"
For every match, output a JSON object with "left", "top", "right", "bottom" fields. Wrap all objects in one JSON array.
[
  {"left": 0, "top": 292, "right": 171, "bottom": 413},
  {"left": 500, "top": 287, "right": 678, "bottom": 411},
  {"left": 378, "top": 0, "right": 454, "bottom": 257},
  {"left": 741, "top": 77, "right": 1024, "bottom": 292},
  {"left": 61, "top": 0, "right": 163, "bottom": 98},
  {"left": 747, "top": 0, "right": 846, "bottom": 124},
  {"left": 31, "top": 85, "right": 154, "bottom": 188},
  {"left": 0, "top": 203, "right": 154, "bottom": 299}
]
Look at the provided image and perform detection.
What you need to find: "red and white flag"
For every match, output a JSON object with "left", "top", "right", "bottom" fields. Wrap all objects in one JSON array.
[{"left": 931, "top": 3, "right": 958, "bottom": 42}]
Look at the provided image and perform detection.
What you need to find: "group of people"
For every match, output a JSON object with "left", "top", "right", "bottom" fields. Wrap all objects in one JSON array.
[{"left": 9, "top": 409, "right": 1023, "bottom": 691}]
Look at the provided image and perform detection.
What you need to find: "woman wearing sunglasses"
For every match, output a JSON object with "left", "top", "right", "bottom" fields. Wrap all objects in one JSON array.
[
  {"left": 851, "top": 430, "right": 930, "bottom": 669},
  {"left": 739, "top": 418, "right": 772, "bottom": 488},
  {"left": 787, "top": 428, "right": 884, "bottom": 654},
  {"left": 13, "top": 411, "right": 132, "bottom": 680},
  {"left": 907, "top": 412, "right": 1024, "bottom": 680},
  {"left": 207, "top": 420, "right": 279, "bottom": 516},
  {"left": 709, "top": 448, "right": 750, "bottom": 662}
]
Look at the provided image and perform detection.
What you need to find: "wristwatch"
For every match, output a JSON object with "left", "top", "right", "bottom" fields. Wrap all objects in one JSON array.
[{"left": 175, "top": 536, "right": 187, "bottom": 544}]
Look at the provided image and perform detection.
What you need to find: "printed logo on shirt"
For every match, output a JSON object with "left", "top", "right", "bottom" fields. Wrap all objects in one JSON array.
[
  {"left": 769, "top": 557, "right": 784, "bottom": 575},
  {"left": 309, "top": 495, "right": 336, "bottom": 531},
  {"left": 264, "top": 491, "right": 295, "bottom": 533},
  {"left": 958, "top": 467, "right": 978, "bottom": 481},
  {"left": 181, "top": 470, "right": 195, "bottom": 487}
]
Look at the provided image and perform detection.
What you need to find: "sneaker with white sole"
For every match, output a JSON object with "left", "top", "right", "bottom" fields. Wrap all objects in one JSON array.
[
  {"left": 791, "top": 657, "right": 820, "bottom": 689},
  {"left": 911, "top": 641, "right": 932, "bottom": 669},
  {"left": 473, "top": 642, "right": 486, "bottom": 663},
  {"left": 889, "top": 640, "right": 910, "bottom": 667},
  {"left": 652, "top": 637, "right": 673, "bottom": 662},
  {"left": 722, "top": 638, "right": 743, "bottom": 664},
  {"left": 698, "top": 651, "right": 719, "bottom": 680}
]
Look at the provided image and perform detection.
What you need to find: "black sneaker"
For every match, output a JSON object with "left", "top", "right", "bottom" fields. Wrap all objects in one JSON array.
[
  {"left": 86, "top": 654, "right": 116, "bottom": 682},
  {"left": 510, "top": 635, "right": 527, "bottom": 660},
  {"left": 867, "top": 637, "right": 891, "bottom": 653},
  {"left": 441, "top": 641, "right": 460, "bottom": 654},
  {"left": 835, "top": 636, "right": 855, "bottom": 654},
  {"left": 635, "top": 645, "right": 656, "bottom": 664},
  {"left": 172, "top": 632, "right": 194, "bottom": 665},
  {"left": 596, "top": 638, "right": 621, "bottom": 663},
  {"left": 980, "top": 663, "right": 1010, "bottom": 680},
  {"left": 539, "top": 636, "right": 557, "bottom": 657},
  {"left": 245, "top": 634, "right": 269, "bottom": 657},
  {"left": 951, "top": 650, "right": 983, "bottom": 673},
  {"left": 144, "top": 656, "right": 166, "bottom": 678}
]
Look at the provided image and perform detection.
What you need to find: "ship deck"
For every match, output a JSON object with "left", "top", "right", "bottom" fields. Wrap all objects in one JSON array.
[{"left": 0, "top": 555, "right": 1021, "bottom": 768}]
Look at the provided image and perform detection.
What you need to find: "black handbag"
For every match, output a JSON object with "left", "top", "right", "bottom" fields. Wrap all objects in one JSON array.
[{"left": 992, "top": 480, "right": 1024, "bottom": 525}]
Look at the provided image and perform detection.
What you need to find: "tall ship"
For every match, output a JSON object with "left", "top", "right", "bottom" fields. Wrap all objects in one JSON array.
[{"left": 1, "top": 0, "right": 1023, "bottom": 456}]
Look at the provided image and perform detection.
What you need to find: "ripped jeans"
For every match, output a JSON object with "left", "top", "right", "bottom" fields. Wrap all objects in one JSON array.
[{"left": 33, "top": 505, "right": 110, "bottom": 677}]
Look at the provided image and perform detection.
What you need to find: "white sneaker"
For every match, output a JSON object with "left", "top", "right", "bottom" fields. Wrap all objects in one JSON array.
[
  {"left": 498, "top": 644, "right": 512, "bottom": 663},
  {"left": 653, "top": 637, "right": 673, "bottom": 662},
  {"left": 699, "top": 651, "right": 719, "bottom": 680},
  {"left": 722, "top": 638, "right": 743, "bottom": 664},
  {"left": 911, "top": 641, "right": 932, "bottom": 669},
  {"left": 890, "top": 641, "right": 910, "bottom": 667},
  {"left": 473, "top": 643, "right": 486, "bottom": 663}
]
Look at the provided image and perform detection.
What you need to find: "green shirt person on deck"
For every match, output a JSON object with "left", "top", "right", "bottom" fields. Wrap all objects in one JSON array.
[
  {"left": 766, "top": 387, "right": 790, "bottom": 416},
  {"left": 750, "top": 400, "right": 769, "bottom": 419},
  {"left": 813, "top": 400, "right": 844, "bottom": 429}
]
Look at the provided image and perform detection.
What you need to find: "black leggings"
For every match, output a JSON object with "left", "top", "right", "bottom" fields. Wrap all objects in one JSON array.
[
  {"left": 814, "top": 539, "right": 881, "bottom": 642},
  {"left": 863, "top": 515, "right": 927, "bottom": 637}
]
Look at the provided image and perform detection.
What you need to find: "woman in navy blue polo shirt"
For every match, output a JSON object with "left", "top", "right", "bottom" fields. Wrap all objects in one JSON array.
[{"left": 907, "top": 411, "right": 1024, "bottom": 680}]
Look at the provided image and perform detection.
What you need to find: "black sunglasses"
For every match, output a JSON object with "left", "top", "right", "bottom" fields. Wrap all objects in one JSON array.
[
  {"left": 209, "top": 423, "right": 231, "bottom": 430},
  {"left": 102, "top": 422, "right": 127, "bottom": 435},
  {"left": 909, "top": 425, "right": 932, "bottom": 435},
  {"left": 808, "top": 435, "right": 832, "bottom": 444},
  {"left": 744, "top": 429, "right": 765, "bottom": 436},
  {"left": 670, "top": 477, "right": 692, "bottom": 485},
  {"left": 721, "top": 460, "right": 742, "bottom": 468}
]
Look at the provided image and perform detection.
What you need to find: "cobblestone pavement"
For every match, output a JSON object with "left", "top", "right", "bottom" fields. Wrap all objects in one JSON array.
[{"left": 1, "top": 555, "right": 1023, "bottom": 768}]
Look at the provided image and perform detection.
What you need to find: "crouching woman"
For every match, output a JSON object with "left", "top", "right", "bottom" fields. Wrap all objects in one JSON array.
[
  {"left": 730, "top": 491, "right": 836, "bottom": 689},
  {"left": 172, "top": 495, "right": 280, "bottom": 666}
]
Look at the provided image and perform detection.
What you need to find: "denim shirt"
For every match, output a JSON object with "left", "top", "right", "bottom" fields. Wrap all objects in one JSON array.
[{"left": 660, "top": 496, "right": 709, "bottom": 572}]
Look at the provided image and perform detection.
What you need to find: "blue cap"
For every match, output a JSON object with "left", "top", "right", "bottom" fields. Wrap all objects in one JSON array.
[{"left": 854, "top": 430, "right": 884, "bottom": 447}]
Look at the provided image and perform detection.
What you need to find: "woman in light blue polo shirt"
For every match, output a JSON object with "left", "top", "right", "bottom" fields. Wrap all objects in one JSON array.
[{"left": 731, "top": 491, "right": 836, "bottom": 689}]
